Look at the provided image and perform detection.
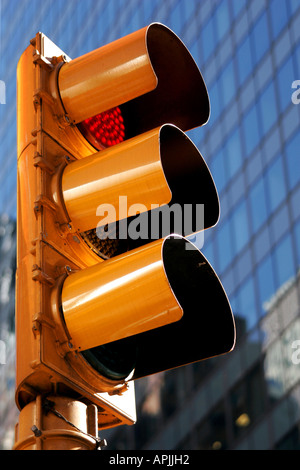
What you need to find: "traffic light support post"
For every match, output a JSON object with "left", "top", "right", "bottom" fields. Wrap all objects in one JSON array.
[{"left": 14, "top": 395, "right": 107, "bottom": 450}]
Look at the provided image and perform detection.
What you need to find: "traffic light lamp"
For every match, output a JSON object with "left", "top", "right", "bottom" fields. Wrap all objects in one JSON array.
[{"left": 15, "top": 23, "right": 235, "bottom": 450}]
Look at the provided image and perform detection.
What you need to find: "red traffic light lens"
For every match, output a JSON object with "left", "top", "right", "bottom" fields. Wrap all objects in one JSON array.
[{"left": 78, "top": 106, "right": 125, "bottom": 150}]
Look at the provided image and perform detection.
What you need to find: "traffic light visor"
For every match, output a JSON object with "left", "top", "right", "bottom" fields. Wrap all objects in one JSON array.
[
  {"left": 56, "top": 22, "right": 210, "bottom": 146},
  {"left": 59, "top": 124, "right": 219, "bottom": 236},
  {"left": 62, "top": 235, "right": 236, "bottom": 381}
]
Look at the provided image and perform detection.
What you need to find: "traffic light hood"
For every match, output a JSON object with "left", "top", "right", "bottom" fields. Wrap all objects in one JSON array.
[
  {"left": 75, "top": 235, "right": 236, "bottom": 381},
  {"left": 56, "top": 22, "right": 210, "bottom": 145},
  {"left": 59, "top": 124, "right": 219, "bottom": 237}
]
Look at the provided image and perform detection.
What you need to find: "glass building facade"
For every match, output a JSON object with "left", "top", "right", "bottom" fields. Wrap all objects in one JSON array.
[{"left": 0, "top": 0, "right": 300, "bottom": 450}]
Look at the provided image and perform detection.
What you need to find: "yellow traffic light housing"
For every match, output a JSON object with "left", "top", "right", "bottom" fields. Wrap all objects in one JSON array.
[{"left": 15, "top": 24, "right": 235, "bottom": 449}]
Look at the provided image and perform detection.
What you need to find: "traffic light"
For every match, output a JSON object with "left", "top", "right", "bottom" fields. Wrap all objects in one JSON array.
[{"left": 15, "top": 23, "right": 235, "bottom": 449}]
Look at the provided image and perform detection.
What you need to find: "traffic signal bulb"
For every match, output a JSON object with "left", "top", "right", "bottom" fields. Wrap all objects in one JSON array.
[{"left": 80, "top": 106, "right": 125, "bottom": 149}]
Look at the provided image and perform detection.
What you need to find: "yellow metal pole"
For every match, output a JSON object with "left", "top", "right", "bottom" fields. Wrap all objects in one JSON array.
[{"left": 14, "top": 396, "right": 103, "bottom": 450}]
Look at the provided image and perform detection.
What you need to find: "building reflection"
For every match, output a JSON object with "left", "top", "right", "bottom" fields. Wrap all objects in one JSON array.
[
  {"left": 0, "top": 215, "right": 18, "bottom": 449},
  {"left": 102, "top": 271, "right": 300, "bottom": 450}
]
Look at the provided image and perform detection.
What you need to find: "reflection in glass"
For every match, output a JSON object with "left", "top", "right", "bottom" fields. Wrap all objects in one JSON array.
[
  {"left": 235, "top": 277, "right": 257, "bottom": 332},
  {"left": 196, "top": 402, "right": 227, "bottom": 450},
  {"left": 251, "top": 12, "right": 269, "bottom": 64},
  {"left": 274, "top": 234, "right": 295, "bottom": 288},
  {"left": 285, "top": 131, "right": 300, "bottom": 190},
  {"left": 230, "top": 364, "right": 265, "bottom": 438},
  {"left": 264, "top": 340, "right": 285, "bottom": 402},
  {"left": 266, "top": 155, "right": 286, "bottom": 212},
  {"left": 250, "top": 177, "right": 268, "bottom": 232},
  {"left": 232, "top": 200, "right": 250, "bottom": 256},
  {"left": 257, "top": 255, "right": 276, "bottom": 317},
  {"left": 259, "top": 82, "right": 277, "bottom": 135}
]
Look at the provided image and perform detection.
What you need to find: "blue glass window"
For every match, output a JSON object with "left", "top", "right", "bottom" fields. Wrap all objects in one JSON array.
[
  {"left": 189, "top": 39, "right": 200, "bottom": 66},
  {"left": 276, "top": 55, "right": 295, "bottom": 112},
  {"left": 257, "top": 255, "right": 276, "bottom": 316},
  {"left": 169, "top": 1, "right": 182, "bottom": 34},
  {"left": 210, "top": 148, "right": 227, "bottom": 193},
  {"left": 236, "top": 277, "right": 258, "bottom": 332},
  {"left": 294, "top": 220, "right": 300, "bottom": 268},
  {"left": 237, "top": 35, "right": 253, "bottom": 85},
  {"left": 251, "top": 12, "right": 269, "bottom": 64},
  {"left": 259, "top": 82, "right": 277, "bottom": 136},
  {"left": 295, "top": 43, "right": 300, "bottom": 77},
  {"left": 242, "top": 105, "right": 260, "bottom": 157},
  {"left": 126, "top": 7, "right": 142, "bottom": 35},
  {"left": 232, "top": 200, "right": 250, "bottom": 255},
  {"left": 143, "top": 0, "right": 159, "bottom": 21},
  {"left": 216, "top": 220, "right": 233, "bottom": 273},
  {"left": 274, "top": 234, "right": 295, "bottom": 288},
  {"left": 249, "top": 178, "right": 268, "bottom": 232},
  {"left": 202, "top": 16, "right": 215, "bottom": 63},
  {"left": 285, "top": 132, "right": 300, "bottom": 190},
  {"left": 224, "top": 128, "right": 243, "bottom": 180},
  {"left": 215, "top": 1, "right": 230, "bottom": 42},
  {"left": 231, "top": 0, "right": 246, "bottom": 18},
  {"left": 270, "top": 0, "right": 289, "bottom": 39},
  {"left": 182, "top": 0, "right": 197, "bottom": 25},
  {"left": 202, "top": 239, "right": 215, "bottom": 267},
  {"left": 220, "top": 59, "right": 235, "bottom": 109},
  {"left": 266, "top": 155, "right": 286, "bottom": 212},
  {"left": 289, "top": 0, "right": 300, "bottom": 14},
  {"left": 209, "top": 79, "right": 222, "bottom": 121}
]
